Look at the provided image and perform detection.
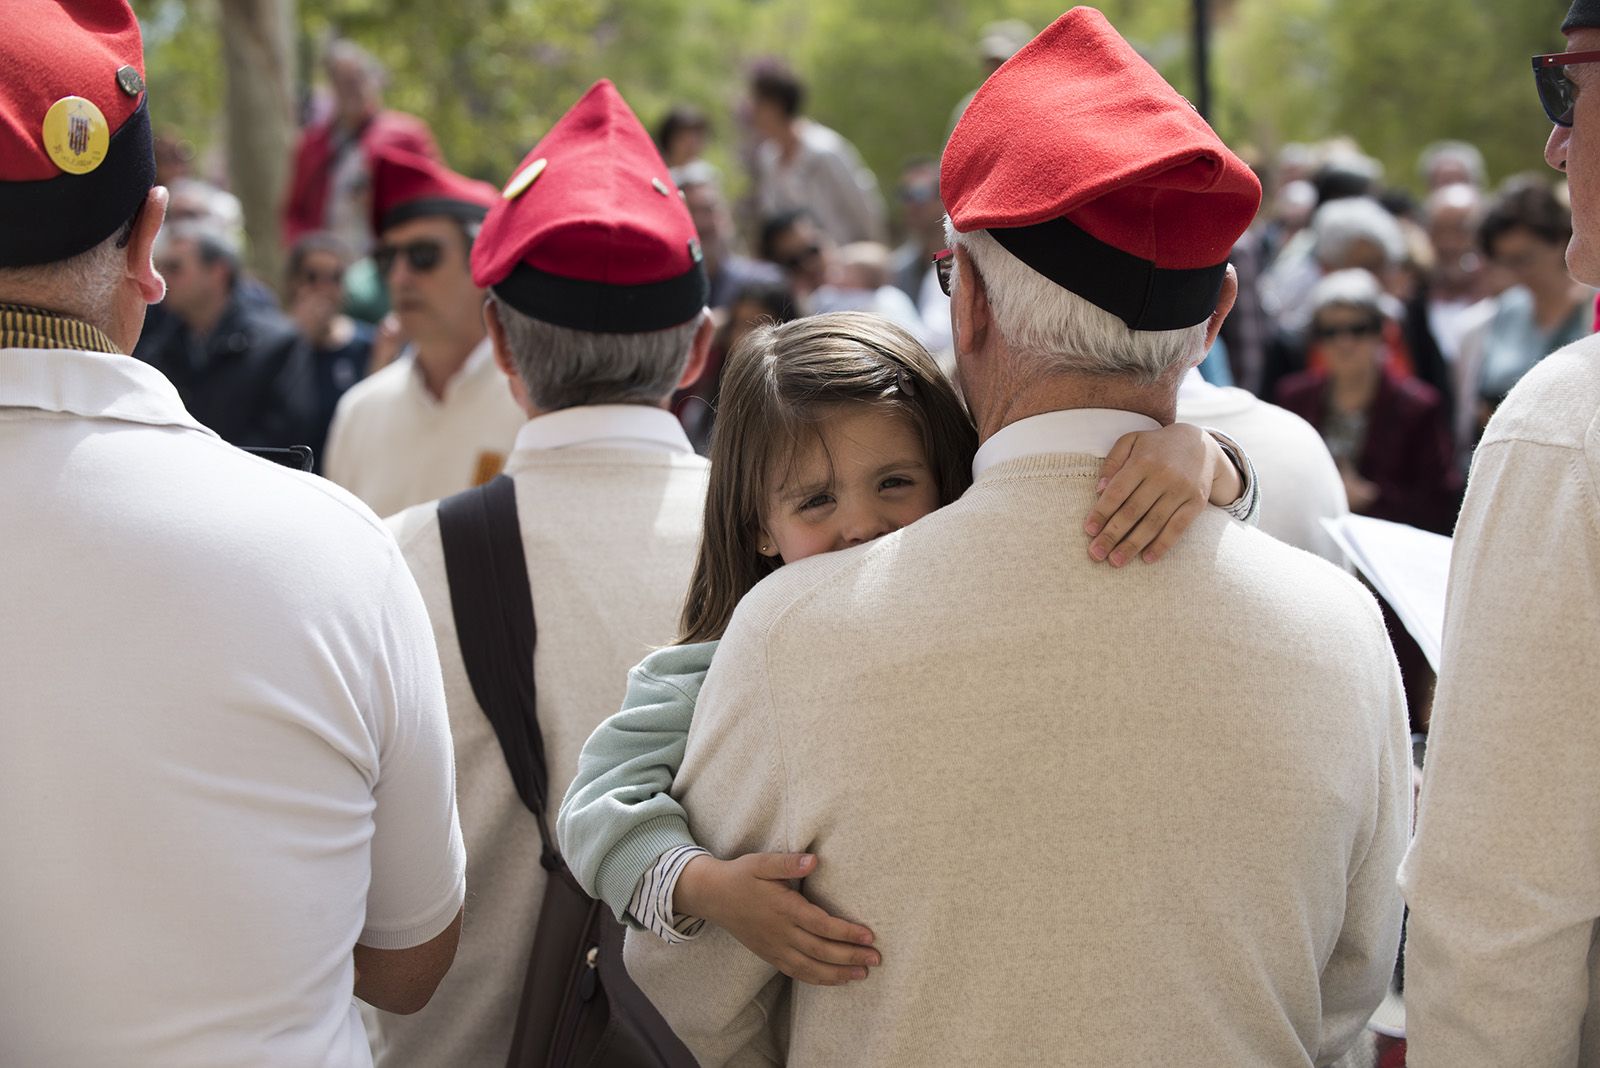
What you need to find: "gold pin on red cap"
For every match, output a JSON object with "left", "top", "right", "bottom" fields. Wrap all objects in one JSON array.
[
  {"left": 502, "top": 158, "right": 547, "bottom": 201},
  {"left": 42, "top": 96, "right": 109, "bottom": 175}
]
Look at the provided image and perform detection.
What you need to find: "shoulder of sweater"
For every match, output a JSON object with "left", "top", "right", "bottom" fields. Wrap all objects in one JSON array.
[
  {"left": 385, "top": 498, "right": 442, "bottom": 560},
  {"left": 632, "top": 641, "right": 719, "bottom": 696},
  {"left": 1480, "top": 336, "right": 1600, "bottom": 454}
]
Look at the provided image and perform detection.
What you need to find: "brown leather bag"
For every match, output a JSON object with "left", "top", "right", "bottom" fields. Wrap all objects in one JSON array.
[{"left": 438, "top": 476, "right": 698, "bottom": 1068}]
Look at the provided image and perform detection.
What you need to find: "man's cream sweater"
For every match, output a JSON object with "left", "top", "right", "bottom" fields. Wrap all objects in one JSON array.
[
  {"left": 371, "top": 441, "right": 708, "bottom": 1066},
  {"left": 626, "top": 449, "right": 1410, "bottom": 1067},
  {"left": 1400, "top": 336, "right": 1600, "bottom": 1065}
]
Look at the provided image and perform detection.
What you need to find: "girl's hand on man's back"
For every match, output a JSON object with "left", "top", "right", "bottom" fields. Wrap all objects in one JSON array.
[{"left": 673, "top": 852, "right": 880, "bottom": 986}]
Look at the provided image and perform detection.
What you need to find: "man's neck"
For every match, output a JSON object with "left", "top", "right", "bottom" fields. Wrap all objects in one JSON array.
[
  {"left": 974, "top": 371, "right": 1181, "bottom": 444},
  {"left": 777, "top": 119, "right": 803, "bottom": 155},
  {"left": 413, "top": 329, "right": 484, "bottom": 400}
]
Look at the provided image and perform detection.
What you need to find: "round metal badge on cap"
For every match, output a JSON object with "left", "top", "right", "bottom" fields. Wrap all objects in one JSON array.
[
  {"left": 42, "top": 96, "right": 110, "bottom": 175},
  {"left": 503, "top": 158, "right": 547, "bottom": 200},
  {"left": 116, "top": 65, "right": 145, "bottom": 98}
]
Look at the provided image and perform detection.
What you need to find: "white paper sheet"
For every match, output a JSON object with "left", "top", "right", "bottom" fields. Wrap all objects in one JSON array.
[{"left": 1320, "top": 514, "right": 1453, "bottom": 672}]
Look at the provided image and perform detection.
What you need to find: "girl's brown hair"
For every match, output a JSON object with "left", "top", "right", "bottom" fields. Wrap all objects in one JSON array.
[{"left": 679, "top": 311, "right": 978, "bottom": 643}]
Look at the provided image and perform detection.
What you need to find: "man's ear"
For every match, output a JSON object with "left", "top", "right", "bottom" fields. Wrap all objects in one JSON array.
[
  {"left": 675, "top": 309, "right": 715, "bottom": 393},
  {"left": 1200, "top": 264, "right": 1239, "bottom": 360},
  {"left": 483, "top": 297, "right": 535, "bottom": 416},
  {"left": 128, "top": 186, "right": 169, "bottom": 305},
  {"left": 951, "top": 247, "right": 990, "bottom": 358}
]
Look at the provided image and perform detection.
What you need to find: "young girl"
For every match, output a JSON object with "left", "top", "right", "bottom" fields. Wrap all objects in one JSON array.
[{"left": 556, "top": 311, "right": 1256, "bottom": 986}]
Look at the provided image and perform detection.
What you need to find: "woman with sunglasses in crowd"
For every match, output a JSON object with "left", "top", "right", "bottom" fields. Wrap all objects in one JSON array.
[{"left": 1275, "top": 268, "right": 1460, "bottom": 534}]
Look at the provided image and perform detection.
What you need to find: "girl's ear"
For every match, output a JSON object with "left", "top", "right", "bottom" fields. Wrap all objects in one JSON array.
[{"left": 755, "top": 526, "right": 780, "bottom": 557}]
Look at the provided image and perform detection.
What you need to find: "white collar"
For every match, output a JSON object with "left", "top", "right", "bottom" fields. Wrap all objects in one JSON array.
[
  {"left": 509, "top": 403, "right": 693, "bottom": 458},
  {"left": 404, "top": 336, "right": 496, "bottom": 402},
  {"left": 0, "top": 347, "right": 214, "bottom": 436},
  {"left": 971, "top": 408, "right": 1161, "bottom": 480}
]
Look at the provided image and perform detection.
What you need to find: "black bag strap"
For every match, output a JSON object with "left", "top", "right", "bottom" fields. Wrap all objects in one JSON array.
[{"left": 437, "top": 475, "right": 561, "bottom": 871}]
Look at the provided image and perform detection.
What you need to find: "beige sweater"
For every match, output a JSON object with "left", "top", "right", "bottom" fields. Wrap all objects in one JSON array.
[
  {"left": 1400, "top": 336, "right": 1600, "bottom": 1065},
  {"left": 626, "top": 450, "right": 1410, "bottom": 1067},
  {"left": 370, "top": 443, "right": 707, "bottom": 1066}
]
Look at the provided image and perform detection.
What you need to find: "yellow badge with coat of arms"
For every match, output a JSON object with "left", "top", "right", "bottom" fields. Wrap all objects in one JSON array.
[{"left": 43, "top": 96, "right": 110, "bottom": 175}]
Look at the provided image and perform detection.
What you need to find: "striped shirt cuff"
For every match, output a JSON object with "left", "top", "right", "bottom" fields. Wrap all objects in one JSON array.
[
  {"left": 1206, "top": 428, "right": 1261, "bottom": 527},
  {"left": 627, "top": 844, "right": 712, "bottom": 944}
]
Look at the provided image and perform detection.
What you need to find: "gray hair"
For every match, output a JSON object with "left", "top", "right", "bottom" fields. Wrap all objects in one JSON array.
[
  {"left": 1311, "top": 197, "right": 1405, "bottom": 270},
  {"left": 1418, "top": 140, "right": 1486, "bottom": 189},
  {"left": 943, "top": 222, "right": 1208, "bottom": 385},
  {"left": 324, "top": 38, "right": 385, "bottom": 83},
  {"left": 0, "top": 220, "right": 133, "bottom": 329},
  {"left": 490, "top": 295, "right": 701, "bottom": 410},
  {"left": 1309, "top": 268, "right": 1391, "bottom": 323},
  {"left": 157, "top": 220, "right": 242, "bottom": 287},
  {"left": 1423, "top": 181, "right": 1483, "bottom": 224}
]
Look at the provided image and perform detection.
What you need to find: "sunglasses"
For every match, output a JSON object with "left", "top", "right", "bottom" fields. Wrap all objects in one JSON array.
[
  {"left": 777, "top": 244, "right": 822, "bottom": 272},
  {"left": 933, "top": 248, "right": 954, "bottom": 296},
  {"left": 296, "top": 267, "right": 343, "bottom": 287},
  {"left": 1311, "top": 321, "right": 1382, "bottom": 342},
  {"left": 1533, "top": 49, "right": 1600, "bottom": 127},
  {"left": 374, "top": 238, "right": 444, "bottom": 277}
]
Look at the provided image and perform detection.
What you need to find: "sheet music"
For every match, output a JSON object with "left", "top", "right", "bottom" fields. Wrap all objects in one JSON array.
[{"left": 1321, "top": 515, "right": 1453, "bottom": 672}]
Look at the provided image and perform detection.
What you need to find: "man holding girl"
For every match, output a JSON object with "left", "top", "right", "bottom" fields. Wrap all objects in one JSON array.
[
  {"left": 610, "top": 10, "right": 1409, "bottom": 1065},
  {"left": 384, "top": 71, "right": 1273, "bottom": 1062}
]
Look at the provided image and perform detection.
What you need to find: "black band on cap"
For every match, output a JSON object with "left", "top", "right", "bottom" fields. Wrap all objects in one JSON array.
[
  {"left": 988, "top": 216, "right": 1227, "bottom": 331},
  {"left": 490, "top": 261, "right": 709, "bottom": 334},
  {"left": 0, "top": 99, "right": 155, "bottom": 269},
  {"left": 381, "top": 198, "right": 489, "bottom": 233},
  {"left": 1565, "top": 0, "right": 1600, "bottom": 32}
]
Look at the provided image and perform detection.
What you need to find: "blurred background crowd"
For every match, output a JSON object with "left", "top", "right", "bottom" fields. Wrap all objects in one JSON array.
[{"left": 122, "top": 0, "right": 1573, "bottom": 741}]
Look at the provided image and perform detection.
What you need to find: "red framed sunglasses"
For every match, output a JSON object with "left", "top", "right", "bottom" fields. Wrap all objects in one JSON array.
[{"left": 1533, "top": 49, "right": 1600, "bottom": 127}]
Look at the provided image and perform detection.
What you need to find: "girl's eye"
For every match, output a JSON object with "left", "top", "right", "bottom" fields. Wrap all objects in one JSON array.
[
  {"left": 880, "top": 476, "right": 913, "bottom": 491},
  {"left": 799, "top": 494, "right": 833, "bottom": 511}
]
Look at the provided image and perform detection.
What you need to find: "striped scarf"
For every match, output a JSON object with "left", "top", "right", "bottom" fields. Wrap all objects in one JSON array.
[{"left": 0, "top": 303, "right": 119, "bottom": 354}]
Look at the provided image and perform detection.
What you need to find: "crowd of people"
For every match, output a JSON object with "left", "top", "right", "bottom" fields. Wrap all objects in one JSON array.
[
  {"left": 132, "top": 29, "right": 1587, "bottom": 735},
  {"left": 5, "top": 0, "right": 1600, "bottom": 1066}
]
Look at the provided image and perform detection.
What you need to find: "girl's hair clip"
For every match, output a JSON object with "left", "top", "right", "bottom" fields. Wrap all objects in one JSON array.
[{"left": 895, "top": 368, "right": 917, "bottom": 397}]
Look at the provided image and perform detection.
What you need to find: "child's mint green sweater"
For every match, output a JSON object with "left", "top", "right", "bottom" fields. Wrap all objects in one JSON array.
[{"left": 557, "top": 640, "right": 719, "bottom": 925}]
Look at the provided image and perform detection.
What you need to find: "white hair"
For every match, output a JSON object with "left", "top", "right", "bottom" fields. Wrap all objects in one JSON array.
[
  {"left": 0, "top": 224, "right": 131, "bottom": 330},
  {"left": 491, "top": 295, "right": 701, "bottom": 411},
  {"left": 1418, "top": 140, "right": 1486, "bottom": 189},
  {"left": 1309, "top": 268, "right": 1390, "bottom": 322},
  {"left": 943, "top": 222, "right": 1208, "bottom": 384},
  {"left": 1311, "top": 197, "right": 1406, "bottom": 269}
]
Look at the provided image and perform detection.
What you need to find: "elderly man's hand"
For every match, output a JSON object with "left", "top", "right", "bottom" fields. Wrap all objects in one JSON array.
[{"left": 1084, "top": 423, "right": 1237, "bottom": 567}]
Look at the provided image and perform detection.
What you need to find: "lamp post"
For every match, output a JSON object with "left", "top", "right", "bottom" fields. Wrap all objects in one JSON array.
[{"left": 1193, "top": 0, "right": 1212, "bottom": 122}]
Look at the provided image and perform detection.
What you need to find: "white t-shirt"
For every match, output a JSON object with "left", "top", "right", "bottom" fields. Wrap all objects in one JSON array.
[
  {"left": 0, "top": 345, "right": 466, "bottom": 1067},
  {"left": 324, "top": 338, "right": 527, "bottom": 519},
  {"left": 1177, "top": 368, "right": 1351, "bottom": 567}
]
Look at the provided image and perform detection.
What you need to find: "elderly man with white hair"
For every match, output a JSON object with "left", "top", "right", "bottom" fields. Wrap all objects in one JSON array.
[{"left": 624, "top": 11, "right": 1410, "bottom": 1067}]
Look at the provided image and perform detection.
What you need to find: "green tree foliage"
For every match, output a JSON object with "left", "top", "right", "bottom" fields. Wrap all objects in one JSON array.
[{"left": 135, "top": 0, "right": 1567, "bottom": 228}]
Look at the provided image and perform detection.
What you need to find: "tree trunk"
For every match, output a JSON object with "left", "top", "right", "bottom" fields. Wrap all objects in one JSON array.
[{"left": 218, "top": 0, "right": 296, "bottom": 297}]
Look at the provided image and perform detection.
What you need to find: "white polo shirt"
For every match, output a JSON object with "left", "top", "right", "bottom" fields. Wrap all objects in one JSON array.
[
  {"left": 1177, "top": 369, "right": 1350, "bottom": 566},
  {"left": 0, "top": 341, "right": 466, "bottom": 1067},
  {"left": 324, "top": 337, "right": 528, "bottom": 519}
]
